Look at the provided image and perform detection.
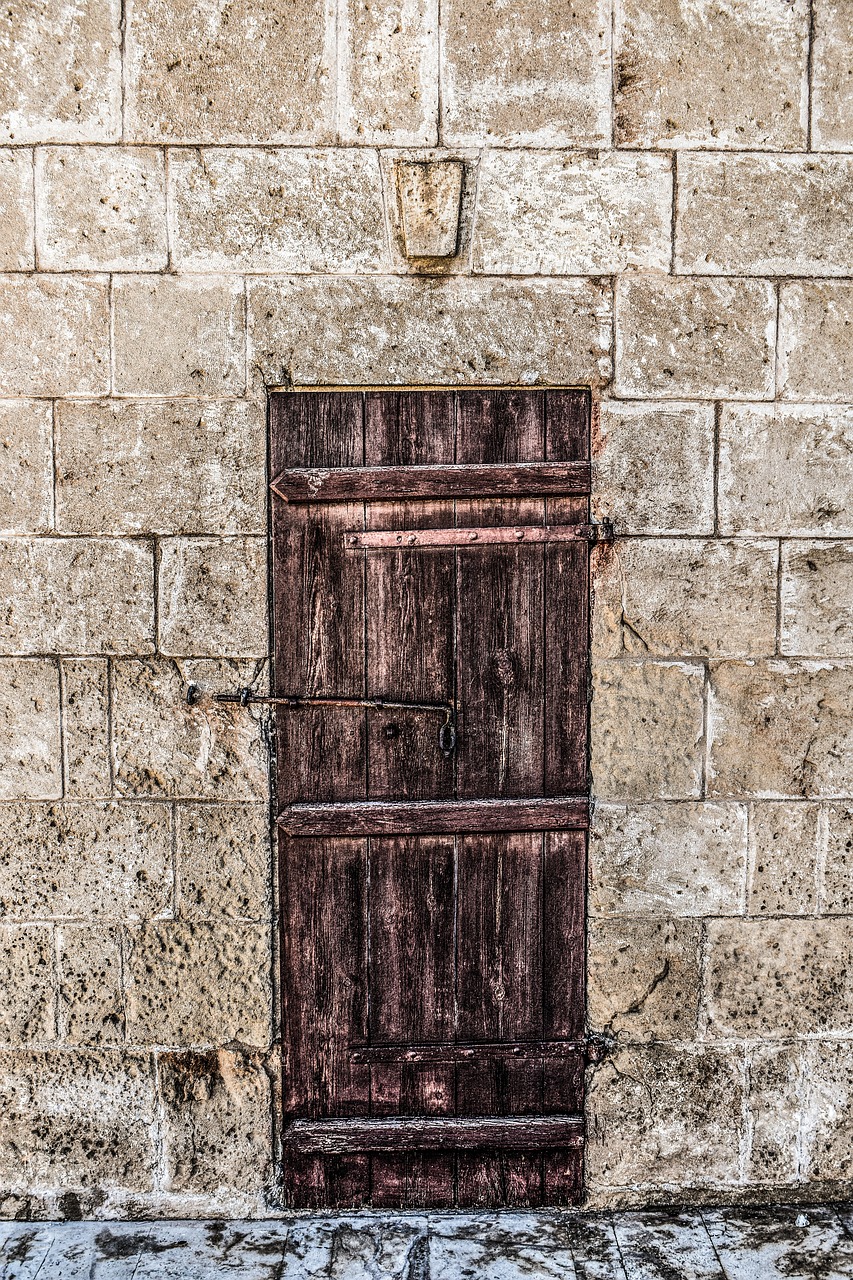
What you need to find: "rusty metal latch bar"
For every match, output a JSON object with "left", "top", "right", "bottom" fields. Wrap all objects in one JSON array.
[
  {"left": 186, "top": 686, "right": 453, "bottom": 716},
  {"left": 344, "top": 522, "right": 614, "bottom": 550}
]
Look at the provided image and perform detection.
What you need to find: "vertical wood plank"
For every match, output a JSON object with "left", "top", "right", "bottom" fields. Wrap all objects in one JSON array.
[{"left": 279, "top": 833, "right": 370, "bottom": 1207}]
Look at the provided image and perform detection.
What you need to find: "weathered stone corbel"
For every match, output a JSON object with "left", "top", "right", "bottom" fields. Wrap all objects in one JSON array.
[{"left": 395, "top": 159, "right": 464, "bottom": 259}]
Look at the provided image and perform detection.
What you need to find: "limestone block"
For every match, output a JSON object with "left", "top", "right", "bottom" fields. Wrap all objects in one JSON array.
[
  {"left": 0, "top": 400, "right": 52, "bottom": 534},
  {"left": 0, "top": 925, "right": 54, "bottom": 1044},
  {"left": 57, "top": 925, "right": 123, "bottom": 1046},
  {"left": 614, "top": 0, "right": 808, "bottom": 149},
  {"left": 748, "top": 802, "right": 820, "bottom": 915},
  {"left": 55, "top": 399, "right": 265, "bottom": 537},
  {"left": 36, "top": 146, "right": 167, "bottom": 272},
  {"left": 591, "top": 660, "right": 705, "bottom": 800},
  {"left": 113, "top": 277, "right": 245, "bottom": 397},
  {"left": 0, "top": 538, "right": 154, "bottom": 656},
  {"left": 176, "top": 804, "right": 269, "bottom": 920},
  {"left": 170, "top": 149, "right": 386, "bottom": 273},
  {"left": 125, "top": 921, "right": 270, "bottom": 1047},
  {"left": 708, "top": 660, "right": 853, "bottom": 797},
  {"left": 61, "top": 661, "right": 110, "bottom": 799},
  {"left": 0, "top": 1050, "right": 156, "bottom": 1189},
  {"left": 158, "top": 537, "right": 267, "bottom": 659},
  {"left": 676, "top": 154, "right": 853, "bottom": 276},
  {"left": 719, "top": 405, "right": 853, "bottom": 536},
  {"left": 593, "top": 538, "right": 778, "bottom": 659},
  {"left": 0, "top": 150, "right": 34, "bottom": 269},
  {"left": 380, "top": 150, "right": 478, "bottom": 275},
  {"left": 588, "top": 918, "right": 702, "bottom": 1041},
  {"left": 615, "top": 276, "right": 775, "bottom": 399},
  {"left": 396, "top": 160, "right": 463, "bottom": 258},
  {"left": 812, "top": 0, "right": 853, "bottom": 150},
  {"left": 0, "top": 276, "right": 108, "bottom": 396},
  {"left": 589, "top": 802, "right": 746, "bottom": 918},
  {"left": 705, "top": 918, "right": 853, "bottom": 1036},
  {"left": 0, "top": 660, "right": 60, "bottom": 800},
  {"left": 473, "top": 151, "right": 671, "bottom": 274},
  {"left": 781, "top": 541, "right": 853, "bottom": 658},
  {"left": 249, "top": 276, "right": 611, "bottom": 389},
  {"left": 112, "top": 658, "right": 268, "bottom": 801},
  {"left": 593, "top": 402, "right": 714, "bottom": 536},
  {"left": 747, "top": 1044, "right": 803, "bottom": 1184},
  {"left": 338, "top": 0, "right": 438, "bottom": 144},
  {"left": 440, "top": 0, "right": 610, "bottom": 146},
  {"left": 824, "top": 803, "right": 853, "bottom": 915},
  {"left": 778, "top": 282, "right": 853, "bottom": 401},
  {"left": 0, "top": 0, "right": 121, "bottom": 143},
  {"left": 586, "top": 1044, "right": 744, "bottom": 1189},
  {"left": 124, "top": 0, "right": 335, "bottom": 144},
  {"left": 159, "top": 1049, "right": 272, "bottom": 1193},
  {"left": 0, "top": 801, "right": 172, "bottom": 920},
  {"left": 803, "top": 1041, "right": 853, "bottom": 1180}
]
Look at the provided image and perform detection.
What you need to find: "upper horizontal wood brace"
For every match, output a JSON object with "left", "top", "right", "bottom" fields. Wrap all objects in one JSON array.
[
  {"left": 270, "top": 461, "right": 592, "bottom": 503},
  {"left": 345, "top": 524, "right": 599, "bottom": 549},
  {"left": 278, "top": 796, "right": 590, "bottom": 837},
  {"left": 282, "top": 1114, "right": 584, "bottom": 1154}
]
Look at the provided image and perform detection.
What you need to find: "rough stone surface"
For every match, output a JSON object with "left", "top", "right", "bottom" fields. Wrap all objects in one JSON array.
[
  {"left": 824, "top": 803, "right": 853, "bottom": 915},
  {"left": 586, "top": 1045, "right": 744, "bottom": 1191},
  {"left": 812, "top": 0, "right": 853, "bottom": 150},
  {"left": 37, "top": 146, "right": 166, "bottom": 272},
  {"left": 125, "top": 921, "right": 270, "bottom": 1048},
  {"left": 176, "top": 804, "right": 269, "bottom": 921},
  {"left": 676, "top": 154, "right": 853, "bottom": 276},
  {"left": 778, "top": 281, "right": 853, "bottom": 402},
  {"left": 124, "top": 0, "right": 335, "bottom": 144},
  {"left": 112, "top": 659, "right": 268, "bottom": 801},
  {"left": 589, "top": 802, "right": 747, "bottom": 919},
  {"left": 804, "top": 1041, "right": 853, "bottom": 1181},
  {"left": 57, "top": 925, "right": 124, "bottom": 1045},
  {"left": 748, "top": 801, "right": 820, "bottom": 916},
  {"left": 170, "top": 149, "right": 386, "bottom": 273},
  {"left": 593, "top": 402, "right": 715, "bottom": 536},
  {"left": 718, "top": 404, "right": 853, "bottom": 536},
  {"left": 396, "top": 159, "right": 463, "bottom": 258},
  {"left": 159, "top": 1049, "right": 272, "bottom": 1194},
  {"left": 0, "top": 400, "right": 52, "bottom": 535},
  {"left": 587, "top": 918, "right": 702, "bottom": 1041},
  {"left": 0, "top": 802, "right": 172, "bottom": 921},
  {"left": 781, "top": 540, "right": 853, "bottom": 658},
  {"left": 705, "top": 918, "right": 853, "bottom": 1037},
  {"left": 113, "top": 277, "right": 245, "bottom": 397},
  {"left": 440, "top": 0, "right": 610, "bottom": 145},
  {"left": 0, "top": 926, "right": 54, "bottom": 1045},
  {"left": 0, "top": 276, "right": 109, "bottom": 397},
  {"left": 593, "top": 538, "right": 778, "bottom": 659},
  {"left": 0, "top": 1051, "right": 156, "bottom": 1189},
  {"left": 708, "top": 660, "right": 853, "bottom": 798},
  {"left": 61, "top": 661, "right": 111, "bottom": 799},
  {"left": 473, "top": 152, "right": 672, "bottom": 274},
  {"left": 339, "top": 0, "right": 438, "bottom": 144},
  {"left": 0, "top": 539, "right": 154, "bottom": 656},
  {"left": 0, "top": 660, "right": 61, "bottom": 801},
  {"left": 157, "top": 538, "right": 267, "bottom": 658},
  {"left": 249, "top": 275, "right": 612, "bottom": 388},
  {"left": 614, "top": 276, "right": 776, "bottom": 399},
  {"left": 55, "top": 399, "right": 265, "bottom": 536},
  {"left": 0, "top": 0, "right": 121, "bottom": 143},
  {"left": 614, "top": 0, "right": 808, "bottom": 149},
  {"left": 747, "top": 1044, "right": 803, "bottom": 1184},
  {"left": 0, "top": 150, "right": 34, "bottom": 270},
  {"left": 591, "top": 661, "right": 706, "bottom": 800}
]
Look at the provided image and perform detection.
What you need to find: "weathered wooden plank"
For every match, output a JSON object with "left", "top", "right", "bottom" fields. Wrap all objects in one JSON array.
[
  {"left": 277, "top": 796, "right": 590, "bottom": 836},
  {"left": 271, "top": 460, "right": 592, "bottom": 503},
  {"left": 282, "top": 1115, "right": 584, "bottom": 1154},
  {"left": 349, "top": 1041, "right": 586, "bottom": 1064}
]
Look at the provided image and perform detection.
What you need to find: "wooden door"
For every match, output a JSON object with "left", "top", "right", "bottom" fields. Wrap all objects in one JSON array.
[{"left": 270, "top": 388, "right": 591, "bottom": 1208}]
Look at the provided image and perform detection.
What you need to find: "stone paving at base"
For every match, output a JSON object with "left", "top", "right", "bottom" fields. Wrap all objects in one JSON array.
[{"left": 2, "top": 1206, "right": 853, "bottom": 1279}]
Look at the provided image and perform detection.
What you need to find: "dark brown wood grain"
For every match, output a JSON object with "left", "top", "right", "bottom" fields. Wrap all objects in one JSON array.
[{"left": 271, "top": 389, "right": 591, "bottom": 1208}]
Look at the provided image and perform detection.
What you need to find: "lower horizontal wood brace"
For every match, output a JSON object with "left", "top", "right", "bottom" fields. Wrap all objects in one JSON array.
[
  {"left": 278, "top": 796, "right": 590, "bottom": 837},
  {"left": 349, "top": 1040, "right": 585, "bottom": 1064},
  {"left": 282, "top": 1115, "right": 584, "bottom": 1155}
]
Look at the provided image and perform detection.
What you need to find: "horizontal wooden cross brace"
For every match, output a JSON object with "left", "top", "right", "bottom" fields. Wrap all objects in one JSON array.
[
  {"left": 278, "top": 796, "right": 590, "bottom": 836},
  {"left": 282, "top": 1115, "right": 585, "bottom": 1154},
  {"left": 271, "top": 460, "right": 592, "bottom": 502}
]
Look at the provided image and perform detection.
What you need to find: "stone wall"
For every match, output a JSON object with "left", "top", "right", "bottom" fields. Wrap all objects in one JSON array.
[{"left": 0, "top": 0, "right": 851, "bottom": 1217}]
